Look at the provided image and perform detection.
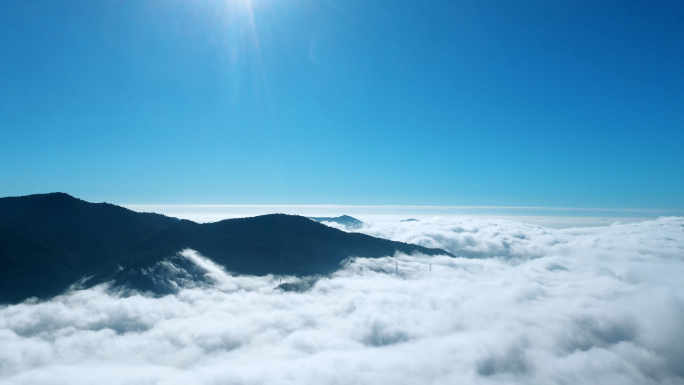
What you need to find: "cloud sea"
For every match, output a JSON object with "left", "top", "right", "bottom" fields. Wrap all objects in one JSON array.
[{"left": 1, "top": 217, "right": 683, "bottom": 384}]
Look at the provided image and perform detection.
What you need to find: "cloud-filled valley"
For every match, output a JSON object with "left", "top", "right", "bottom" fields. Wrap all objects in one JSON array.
[{"left": 1, "top": 217, "right": 684, "bottom": 384}]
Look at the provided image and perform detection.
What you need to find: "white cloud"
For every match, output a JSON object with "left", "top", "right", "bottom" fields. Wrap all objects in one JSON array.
[{"left": 1, "top": 218, "right": 683, "bottom": 384}]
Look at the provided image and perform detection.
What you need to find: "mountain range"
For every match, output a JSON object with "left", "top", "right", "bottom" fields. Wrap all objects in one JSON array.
[{"left": 0, "top": 193, "right": 452, "bottom": 304}]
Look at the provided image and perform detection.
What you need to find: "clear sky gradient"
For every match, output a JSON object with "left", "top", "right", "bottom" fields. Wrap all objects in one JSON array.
[{"left": 1, "top": 0, "right": 683, "bottom": 208}]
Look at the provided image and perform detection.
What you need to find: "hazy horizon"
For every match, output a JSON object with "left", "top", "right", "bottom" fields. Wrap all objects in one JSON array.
[{"left": 122, "top": 203, "right": 682, "bottom": 228}]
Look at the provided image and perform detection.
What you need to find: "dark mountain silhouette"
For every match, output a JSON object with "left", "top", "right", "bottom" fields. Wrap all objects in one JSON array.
[
  {"left": 0, "top": 193, "right": 452, "bottom": 304},
  {"left": 309, "top": 215, "right": 364, "bottom": 229}
]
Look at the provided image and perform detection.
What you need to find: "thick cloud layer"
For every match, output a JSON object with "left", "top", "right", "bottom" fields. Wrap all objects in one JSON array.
[{"left": 1, "top": 218, "right": 683, "bottom": 384}]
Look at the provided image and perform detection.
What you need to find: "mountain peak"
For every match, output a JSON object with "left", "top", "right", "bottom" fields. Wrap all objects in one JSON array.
[{"left": 309, "top": 215, "right": 364, "bottom": 229}]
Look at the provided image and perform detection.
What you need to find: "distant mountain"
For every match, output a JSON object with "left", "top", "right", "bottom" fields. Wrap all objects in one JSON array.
[
  {"left": 309, "top": 215, "right": 364, "bottom": 229},
  {"left": 0, "top": 193, "right": 452, "bottom": 303},
  {"left": 401, "top": 219, "right": 419, "bottom": 222}
]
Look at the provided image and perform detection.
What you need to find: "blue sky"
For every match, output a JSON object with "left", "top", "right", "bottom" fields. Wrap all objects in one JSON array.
[{"left": 1, "top": 0, "right": 683, "bottom": 208}]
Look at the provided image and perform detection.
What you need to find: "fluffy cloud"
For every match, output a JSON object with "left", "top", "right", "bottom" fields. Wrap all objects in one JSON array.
[{"left": 1, "top": 218, "right": 683, "bottom": 384}]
